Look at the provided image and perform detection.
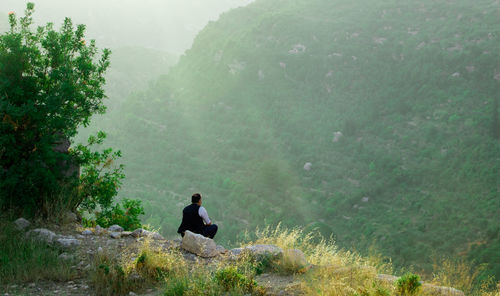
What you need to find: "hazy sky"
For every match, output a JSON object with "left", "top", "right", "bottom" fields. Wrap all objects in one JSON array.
[{"left": 1, "top": 0, "right": 254, "bottom": 54}]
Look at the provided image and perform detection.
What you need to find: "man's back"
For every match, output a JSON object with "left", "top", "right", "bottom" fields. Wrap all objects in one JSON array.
[{"left": 178, "top": 203, "right": 204, "bottom": 235}]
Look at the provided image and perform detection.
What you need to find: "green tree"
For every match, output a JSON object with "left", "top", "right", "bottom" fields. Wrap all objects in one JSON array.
[{"left": 0, "top": 3, "right": 110, "bottom": 215}]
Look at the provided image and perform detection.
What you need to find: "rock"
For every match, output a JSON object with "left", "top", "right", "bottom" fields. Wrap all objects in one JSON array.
[
  {"left": 95, "top": 225, "right": 104, "bottom": 234},
  {"left": 129, "top": 292, "right": 137, "bottom": 296},
  {"left": 108, "top": 225, "right": 124, "bottom": 232},
  {"left": 56, "top": 238, "right": 81, "bottom": 248},
  {"left": 121, "top": 231, "right": 132, "bottom": 237},
  {"left": 303, "top": 162, "right": 312, "bottom": 171},
  {"left": 216, "top": 245, "right": 227, "bottom": 254},
  {"left": 333, "top": 131, "right": 343, "bottom": 142},
  {"left": 110, "top": 232, "right": 121, "bottom": 239},
  {"left": 149, "top": 232, "right": 164, "bottom": 240},
  {"left": 97, "top": 247, "right": 103, "bottom": 254},
  {"left": 244, "top": 244, "right": 283, "bottom": 260},
  {"left": 282, "top": 249, "right": 309, "bottom": 270},
  {"left": 422, "top": 283, "right": 465, "bottom": 296},
  {"left": 61, "top": 211, "right": 78, "bottom": 224},
  {"left": 82, "top": 229, "right": 93, "bottom": 235},
  {"left": 130, "top": 228, "right": 163, "bottom": 239},
  {"left": 361, "top": 197, "right": 370, "bottom": 202},
  {"left": 132, "top": 228, "right": 145, "bottom": 238},
  {"left": 14, "top": 217, "right": 30, "bottom": 230},
  {"left": 375, "top": 273, "right": 398, "bottom": 285},
  {"left": 181, "top": 230, "right": 218, "bottom": 258},
  {"left": 26, "top": 228, "right": 57, "bottom": 243}
]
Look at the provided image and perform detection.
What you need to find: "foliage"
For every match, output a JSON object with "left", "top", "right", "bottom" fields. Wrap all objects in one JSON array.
[
  {"left": 214, "top": 266, "right": 257, "bottom": 292},
  {"left": 0, "top": 219, "right": 75, "bottom": 286},
  {"left": 395, "top": 273, "right": 422, "bottom": 296},
  {"left": 0, "top": 3, "right": 110, "bottom": 216}
]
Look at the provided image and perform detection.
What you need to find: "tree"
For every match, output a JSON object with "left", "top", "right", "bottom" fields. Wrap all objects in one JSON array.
[{"left": 0, "top": 3, "right": 110, "bottom": 215}]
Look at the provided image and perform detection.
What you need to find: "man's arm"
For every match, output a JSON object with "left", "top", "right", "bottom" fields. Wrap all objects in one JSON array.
[{"left": 198, "top": 207, "right": 212, "bottom": 225}]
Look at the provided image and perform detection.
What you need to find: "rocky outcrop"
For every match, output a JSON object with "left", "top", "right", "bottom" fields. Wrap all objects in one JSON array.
[
  {"left": 230, "top": 244, "right": 284, "bottom": 261},
  {"left": 181, "top": 230, "right": 218, "bottom": 257}
]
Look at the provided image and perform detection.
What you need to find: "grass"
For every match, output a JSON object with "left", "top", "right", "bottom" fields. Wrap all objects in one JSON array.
[{"left": 0, "top": 218, "right": 76, "bottom": 286}]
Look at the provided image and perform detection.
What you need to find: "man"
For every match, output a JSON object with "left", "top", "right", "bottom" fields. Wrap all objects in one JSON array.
[{"left": 177, "top": 193, "right": 218, "bottom": 239}]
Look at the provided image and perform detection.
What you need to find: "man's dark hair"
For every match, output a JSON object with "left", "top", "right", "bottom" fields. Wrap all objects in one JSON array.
[{"left": 191, "top": 193, "right": 202, "bottom": 203}]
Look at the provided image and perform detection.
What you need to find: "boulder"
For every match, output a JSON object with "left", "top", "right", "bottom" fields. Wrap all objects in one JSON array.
[
  {"left": 14, "top": 218, "right": 30, "bottom": 230},
  {"left": 108, "top": 225, "right": 124, "bottom": 232},
  {"left": 181, "top": 230, "right": 218, "bottom": 258},
  {"left": 27, "top": 228, "right": 57, "bottom": 243},
  {"left": 282, "top": 249, "right": 309, "bottom": 270}
]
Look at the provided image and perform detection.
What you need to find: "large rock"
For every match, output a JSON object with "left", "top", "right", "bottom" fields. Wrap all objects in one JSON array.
[
  {"left": 110, "top": 232, "right": 121, "bottom": 239},
  {"left": 181, "top": 230, "right": 218, "bottom": 257},
  {"left": 14, "top": 217, "right": 30, "bottom": 230},
  {"left": 26, "top": 228, "right": 57, "bottom": 243}
]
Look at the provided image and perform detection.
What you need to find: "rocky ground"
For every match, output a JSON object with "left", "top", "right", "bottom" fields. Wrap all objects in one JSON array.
[
  {"left": 2, "top": 216, "right": 465, "bottom": 296},
  {"left": 2, "top": 216, "right": 304, "bottom": 296}
]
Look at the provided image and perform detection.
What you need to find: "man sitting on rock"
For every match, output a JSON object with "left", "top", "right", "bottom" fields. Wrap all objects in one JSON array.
[{"left": 177, "top": 193, "right": 218, "bottom": 239}]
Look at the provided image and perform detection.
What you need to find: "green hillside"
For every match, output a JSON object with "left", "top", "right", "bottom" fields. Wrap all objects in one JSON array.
[{"left": 81, "top": 0, "right": 500, "bottom": 278}]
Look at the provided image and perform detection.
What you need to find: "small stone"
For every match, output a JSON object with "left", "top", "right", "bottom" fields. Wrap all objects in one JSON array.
[
  {"left": 303, "top": 162, "right": 312, "bottom": 171},
  {"left": 14, "top": 218, "right": 30, "bottom": 230},
  {"left": 82, "top": 229, "right": 93, "bottom": 235},
  {"left": 97, "top": 247, "right": 103, "bottom": 254},
  {"left": 129, "top": 292, "right": 137, "bottom": 296},
  {"left": 361, "top": 197, "right": 370, "bottom": 202},
  {"left": 150, "top": 232, "right": 164, "bottom": 240},
  {"left": 95, "top": 225, "right": 103, "bottom": 234},
  {"left": 108, "top": 225, "right": 124, "bottom": 232}
]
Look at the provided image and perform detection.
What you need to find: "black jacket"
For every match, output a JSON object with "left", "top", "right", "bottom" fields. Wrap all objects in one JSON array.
[{"left": 177, "top": 203, "right": 204, "bottom": 235}]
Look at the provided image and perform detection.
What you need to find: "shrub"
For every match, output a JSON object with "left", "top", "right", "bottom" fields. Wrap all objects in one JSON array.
[
  {"left": 0, "top": 3, "right": 110, "bottom": 216},
  {"left": 395, "top": 273, "right": 422, "bottom": 295},
  {"left": 214, "top": 266, "right": 257, "bottom": 292}
]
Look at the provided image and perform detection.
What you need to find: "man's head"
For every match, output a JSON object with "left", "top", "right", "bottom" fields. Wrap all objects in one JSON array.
[{"left": 191, "top": 193, "right": 202, "bottom": 205}]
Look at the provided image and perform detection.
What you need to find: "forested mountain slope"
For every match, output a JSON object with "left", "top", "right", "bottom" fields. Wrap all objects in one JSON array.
[{"left": 84, "top": 0, "right": 500, "bottom": 278}]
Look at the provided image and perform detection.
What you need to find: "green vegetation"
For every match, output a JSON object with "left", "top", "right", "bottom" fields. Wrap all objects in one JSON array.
[
  {"left": 79, "top": 0, "right": 499, "bottom": 282},
  {"left": 0, "top": 220, "right": 75, "bottom": 285},
  {"left": 396, "top": 273, "right": 422, "bottom": 296}
]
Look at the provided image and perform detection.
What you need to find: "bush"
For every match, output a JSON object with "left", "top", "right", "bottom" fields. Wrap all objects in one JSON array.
[
  {"left": 395, "top": 273, "right": 422, "bottom": 295},
  {"left": 0, "top": 3, "right": 109, "bottom": 216}
]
